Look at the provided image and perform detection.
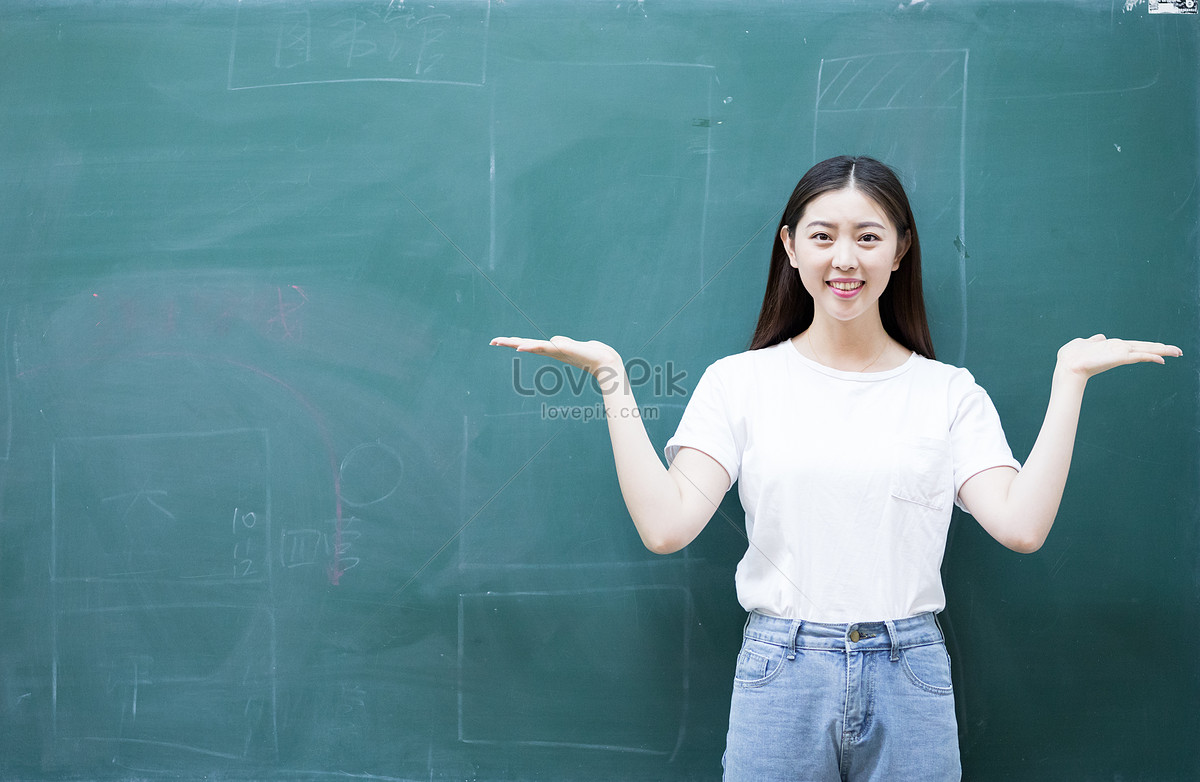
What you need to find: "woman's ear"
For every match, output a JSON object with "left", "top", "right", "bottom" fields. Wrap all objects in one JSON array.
[
  {"left": 780, "top": 225, "right": 798, "bottom": 268},
  {"left": 892, "top": 229, "right": 911, "bottom": 271}
]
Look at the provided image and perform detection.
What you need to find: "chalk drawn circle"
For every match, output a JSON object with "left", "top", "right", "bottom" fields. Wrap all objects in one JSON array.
[{"left": 338, "top": 442, "right": 404, "bottom": 507}]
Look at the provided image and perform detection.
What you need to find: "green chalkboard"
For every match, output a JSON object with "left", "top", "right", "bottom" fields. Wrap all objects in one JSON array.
[{"left": 0, "top": 1, "right": 1196, "bottom": 780}]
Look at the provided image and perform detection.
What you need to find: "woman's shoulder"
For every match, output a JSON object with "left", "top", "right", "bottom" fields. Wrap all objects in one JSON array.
[
  {"left": 704, "top": 341, "right": 791, "bottom": 375},
  {"left": 909, "top": 353, "right": 990, "bottom": 395}
]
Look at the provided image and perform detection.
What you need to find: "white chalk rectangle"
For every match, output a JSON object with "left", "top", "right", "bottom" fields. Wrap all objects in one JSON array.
[
  {"left": 52, "top": 429, "right": 271, "bottom": 584},
  {"left": 457, "top": 587, "right": 690, "bottom": 754}
]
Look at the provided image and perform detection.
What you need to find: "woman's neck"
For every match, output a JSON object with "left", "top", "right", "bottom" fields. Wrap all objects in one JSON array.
[{"left": 794, "top": 318, "right": 908, "bottom": 373}]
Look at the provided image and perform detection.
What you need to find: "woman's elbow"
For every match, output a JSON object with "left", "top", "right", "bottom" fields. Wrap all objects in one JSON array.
[
  {"left": 630, "top": 500, "right": 711, "bottom": 555},
  {"left": 634, "top": 515, "right": 699, "bottom": 555},
  {"left": 1004, "top": 536, "right": 1045, "bottom": 555},
  {"left": 998, "top": 526, "right": 1049, "bottom": 555},
  {"left": 973, "top": 504, "right": 1053, "bottom": 554},
  {"left": 640, "top": 530, "right": 688, "bottom": 556}
]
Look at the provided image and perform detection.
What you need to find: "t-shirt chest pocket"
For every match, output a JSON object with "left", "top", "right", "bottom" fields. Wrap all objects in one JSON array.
[{"left": 889, "top": 437, "right": 952, "bottom": 511}]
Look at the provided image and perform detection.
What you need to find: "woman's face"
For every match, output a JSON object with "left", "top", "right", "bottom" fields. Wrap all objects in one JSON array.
[{"left": 780, "top": 187, "right": 910, "bottom": 327}]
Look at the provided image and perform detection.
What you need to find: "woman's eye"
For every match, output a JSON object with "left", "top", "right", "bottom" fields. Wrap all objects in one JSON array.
[
  {"left": 810, "top": 232, "right": 832, "bottom": 242},
  {"left": 859, "top": 233, "right": 881, "bottom": 243}
]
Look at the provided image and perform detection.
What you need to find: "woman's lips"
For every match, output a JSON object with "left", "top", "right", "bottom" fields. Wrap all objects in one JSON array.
[{"left": 827, "top": 279, "right": 865, "bottom": 298}]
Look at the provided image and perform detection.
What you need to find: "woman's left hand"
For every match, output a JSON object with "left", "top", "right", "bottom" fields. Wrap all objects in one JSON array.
[{"left": 1056, "top": 334, "right": 1183, "bottom": 380}]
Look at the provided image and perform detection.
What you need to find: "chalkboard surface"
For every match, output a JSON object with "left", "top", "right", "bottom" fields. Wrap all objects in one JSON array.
[{"left": 0, "top": 1, "right": 1196, "bottom": 780}]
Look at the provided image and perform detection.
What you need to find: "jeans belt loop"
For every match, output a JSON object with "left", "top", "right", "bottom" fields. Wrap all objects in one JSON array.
[
  {"left": 786, "top": 620, "right": 800, "bottom": 661},
  {"left": 885, "top": 619, "right": 900, "bottom": 662}
]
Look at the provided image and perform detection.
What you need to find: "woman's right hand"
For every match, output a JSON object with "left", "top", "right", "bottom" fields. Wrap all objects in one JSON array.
[{"left": 489, "top": 335, "right": 622, "bottom": 379}]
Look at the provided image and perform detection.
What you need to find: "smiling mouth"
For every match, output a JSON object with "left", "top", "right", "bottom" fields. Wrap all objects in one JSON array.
[{"left": 825, "top": 279, "right": 864, "bottom": 295}]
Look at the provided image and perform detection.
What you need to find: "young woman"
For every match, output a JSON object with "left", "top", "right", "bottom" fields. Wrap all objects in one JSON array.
[{"left": 490, "top": 156, "right": 1181, "bottom": 780}]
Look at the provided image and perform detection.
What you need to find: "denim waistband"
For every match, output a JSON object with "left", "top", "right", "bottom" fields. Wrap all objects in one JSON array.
[{"left": 743, "top": 610, "right": 945, "bottom": 654}]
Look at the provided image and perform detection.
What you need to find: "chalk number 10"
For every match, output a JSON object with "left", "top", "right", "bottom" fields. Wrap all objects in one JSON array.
[{"left": 232, "top": 507, "right": 259, "bottom": 578}]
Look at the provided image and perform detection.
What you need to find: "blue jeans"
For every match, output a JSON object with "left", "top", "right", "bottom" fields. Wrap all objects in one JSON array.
[{"left": 723, "top": 611, "right": 961, "bottom": 781}]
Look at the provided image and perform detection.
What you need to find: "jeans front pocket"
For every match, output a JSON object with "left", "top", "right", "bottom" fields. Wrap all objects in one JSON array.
[
  {"left": 733, "top": 636, "right": 787, "bottom": 688},
  {"left": 899, "top": 641, "right": 954, "bottom": 695}
]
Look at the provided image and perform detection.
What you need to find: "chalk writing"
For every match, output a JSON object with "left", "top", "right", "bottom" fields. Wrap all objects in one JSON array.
[
  {"left": 274, "top": 9, "right": 312, "bottom": 68},
  {"left": 280, "top": 527, "right": 324, "bottom": 569},
  {"left": 266, "top": 285, "right": 308, "bottom": 341},
  {"left": 233, "top": 508, "right": 262, "bottom": 579},
  {"left": 52, "top": 430, "right": 271, "bottom": 583},
  {"left": 331, "top": 516, "right": 362, "bottom": 576},
  {"left": 101, "top": 488, "right": 177, "bottom": 524},
  {"left": 280, "top": 517, "right": 362, "bottom": 576},
  {"left": 230, "top": 0, "right": 491, "bottom": 89}
]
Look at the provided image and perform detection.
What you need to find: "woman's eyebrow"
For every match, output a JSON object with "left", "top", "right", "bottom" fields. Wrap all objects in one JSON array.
[{"left": 803, "top": 219, "right": 888, "bottom": 230}]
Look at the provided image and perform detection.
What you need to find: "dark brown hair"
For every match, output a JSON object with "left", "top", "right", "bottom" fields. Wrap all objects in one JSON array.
[{"left": 749, "top": 155, "right": 935, "bottom": 359}]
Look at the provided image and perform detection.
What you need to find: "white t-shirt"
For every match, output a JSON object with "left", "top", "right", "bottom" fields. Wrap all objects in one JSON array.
[{"left": 664, "top": 340, "right": 1021, "bottom": 623}]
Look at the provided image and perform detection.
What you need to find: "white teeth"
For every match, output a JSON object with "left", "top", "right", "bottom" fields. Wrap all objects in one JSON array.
[{"left": 829, "top": 281, "right": 864, "bottom": 291}]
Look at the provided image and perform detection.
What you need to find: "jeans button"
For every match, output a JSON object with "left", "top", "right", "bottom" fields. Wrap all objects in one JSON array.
[{"left": 850, "top": 629, "right": 861, "bottom": 643}]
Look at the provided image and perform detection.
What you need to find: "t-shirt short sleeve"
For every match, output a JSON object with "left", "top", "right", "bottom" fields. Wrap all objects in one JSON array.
[
  {"left": 949, "top": 372, "right": 1022, "bottom": 509},
  {"left": 664, "top": 362, "right": 742, "bottom": 491}
]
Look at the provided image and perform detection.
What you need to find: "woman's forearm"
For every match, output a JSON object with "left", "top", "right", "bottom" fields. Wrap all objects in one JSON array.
[
  {"left": 995, "top": 369, "right": 1089, "bottom": 552},
  {"left": 964, "top": 335, "right": 1180, "bottom": 553}
]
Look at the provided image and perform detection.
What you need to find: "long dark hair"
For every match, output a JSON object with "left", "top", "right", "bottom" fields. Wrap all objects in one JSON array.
[{"left": 749, "top": 155, "right": 935, "bottom": 359}]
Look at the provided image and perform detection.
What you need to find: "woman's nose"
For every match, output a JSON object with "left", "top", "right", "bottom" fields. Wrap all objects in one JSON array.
[{"left": 833, "top": 240, "right": 857, "bottom": 270}]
